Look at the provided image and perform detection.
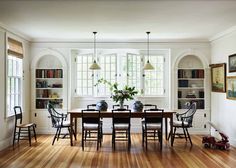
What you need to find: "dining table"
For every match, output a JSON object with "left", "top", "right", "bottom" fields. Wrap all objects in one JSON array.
[{"left": 68, "top": 108, "right": 176, "bottom": 147}]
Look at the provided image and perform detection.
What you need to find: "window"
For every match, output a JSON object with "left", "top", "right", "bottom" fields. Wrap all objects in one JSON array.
[
  {"left": 76, "top": 54, "right": 94, "bottom": 96},
  {"left": 6, "top": 37, "right": 23, "bottom": 116},
  {"left": 125, "top": 53, "right": 142, "bottom": 93},
  {"left": 97, "top": 54, "right": 117, "bottom": 96},
  {"left": 75, "top": 49, "right": 166, "bottom": 97},
  {"left": 144, "top": 55, "right": 164, "bottom": 95}
]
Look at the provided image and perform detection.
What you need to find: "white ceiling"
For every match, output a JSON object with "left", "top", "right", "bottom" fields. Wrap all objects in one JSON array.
[{"left": 0, "top": 0, "right": 236, "bottom": 42}]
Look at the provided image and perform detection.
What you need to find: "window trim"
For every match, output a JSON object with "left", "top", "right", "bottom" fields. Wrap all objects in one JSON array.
[
  {"left": 5, "top": 34, "right": 24, "bottom": 117},
  {"left": 73, "top": 49, "right": 168, "bottom": 98}
]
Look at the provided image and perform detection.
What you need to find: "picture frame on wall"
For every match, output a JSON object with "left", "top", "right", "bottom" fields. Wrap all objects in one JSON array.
[
  {"left": 228, "top": 54, "right": 236, "bottom": 72},
  {"left": 226, "top": 76, "right": 236, "bottom": 100},
  {"left": 210, "top": 63, "right": 226, "bottom": 92}
]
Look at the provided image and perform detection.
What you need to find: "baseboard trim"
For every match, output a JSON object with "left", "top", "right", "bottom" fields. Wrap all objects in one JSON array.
[{"left": 0, "top": 136, "right": 12, "bottom": 151}]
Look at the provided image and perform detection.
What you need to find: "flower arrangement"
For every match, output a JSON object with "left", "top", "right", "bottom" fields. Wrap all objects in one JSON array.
[{"left": 95, "top": 78, "right": 138, "bottom": 108}]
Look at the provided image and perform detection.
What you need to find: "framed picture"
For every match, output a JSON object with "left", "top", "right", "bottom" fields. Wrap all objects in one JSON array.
[
  {"left": 210, "top": 63, "right": 226, "bottom": 92},
  {"left": 226, "top": 76, "right": 236, "bottom": 100},
  {"left": 229, "top": 54, "right": 236, "bottom": 72}
]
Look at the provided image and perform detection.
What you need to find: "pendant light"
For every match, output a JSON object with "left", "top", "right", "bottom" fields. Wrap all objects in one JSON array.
[
  {"left": 143, "top": 32, "right": 154, "bottom": 70},
  {"left": 89, "top": 32, "right": 101, "bottom": 70}
]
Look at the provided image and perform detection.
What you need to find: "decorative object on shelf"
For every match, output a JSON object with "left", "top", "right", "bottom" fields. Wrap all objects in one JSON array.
[
  {"left": 178, "top": 80, "right": 188, "bottom": 87},
  {"left": 226, "top": 76, "right": 236, "bottom": 100},
  {"left": 96, "top": 100, "right": 108, "bottom": 111},
  {"left": 143, "top": 32, "right": 154, "bottom": 70},
  {"left": 177, "top": 67, "right": 205, "bottom": 109},
  {"left": 210, "top": 63, "right": 226, "bottom": 92},
  {"left": 228, "top": 54, "right": 236, "bottom": 72},
  {"left": 89, "top": 32, "right": 101, "bottom": 70},
  {"left": 199, "top": 91, "right": 204, "bottom": 98},
  {"left": 35, "top": 68, "right": 64, "bottom": 109},
  {"left": 132, "top": 100, "right": 143, "bottom": 112},
  {"left": 186, "top": 91, "right": 196, "bottom": 98},
  {"left": 95, "top": 78, "right": 138, "bottom": 109}
]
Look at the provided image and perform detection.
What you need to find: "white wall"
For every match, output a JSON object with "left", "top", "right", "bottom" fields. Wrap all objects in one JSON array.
[
  {"left": 0, "top": 27, "right": 31, "bottom": 151},
  {"left": 30, "top": 41, "right": 210, "bottom": 133},
  {"left": 211, "top": 29, "right": 236, "bottom": 146}
]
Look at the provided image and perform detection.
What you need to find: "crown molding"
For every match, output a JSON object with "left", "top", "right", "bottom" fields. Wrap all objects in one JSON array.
[
  {"left": 209, "top": 25, "right": 236, "bottom": 42},
  {"left": 31, "top": 38, "right": 209, "bottom": 44},
  {"left": 0, "top": 22, "right": 32, "bottom": 42}
]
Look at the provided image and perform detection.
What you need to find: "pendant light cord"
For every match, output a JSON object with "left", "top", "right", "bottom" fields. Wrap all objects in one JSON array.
[
  {"left": 147, "top": 31, "right": 150, "bottom": 62},
  {"left": 93, "top": 31, "right": 97, "bottom": 62}
]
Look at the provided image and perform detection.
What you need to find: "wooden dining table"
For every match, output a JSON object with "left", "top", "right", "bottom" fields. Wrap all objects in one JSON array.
[{"left": 68, "top": 109, "right": 176, "bottom": 147}]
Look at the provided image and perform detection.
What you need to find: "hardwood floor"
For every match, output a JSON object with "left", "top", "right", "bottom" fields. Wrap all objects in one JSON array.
[{"left": 0, "top": 134, "right": 236, "bottom": 168}]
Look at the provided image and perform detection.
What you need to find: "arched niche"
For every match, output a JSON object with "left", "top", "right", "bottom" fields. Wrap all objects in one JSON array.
[
  {"left": 178, "top": 55, "right": 203, "bottom": 69},
  {"left": 31, "top": 49, "right": 67, "bottom": 70}
]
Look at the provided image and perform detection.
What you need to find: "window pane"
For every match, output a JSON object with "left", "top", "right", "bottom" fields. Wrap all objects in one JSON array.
[
  {"left": 125, "top": 53, "right": 141, "bottom": 94},
  {"left": 97, "top": 54, "right": 117, "bottom": 96},
  {"left": 144, "top": 55, "right": 164, "bottom": 96},
  {"left": 76, "top": 53, "right": 94, "bottom": 96}
]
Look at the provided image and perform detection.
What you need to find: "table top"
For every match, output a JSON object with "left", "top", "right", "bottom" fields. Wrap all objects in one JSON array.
[{"left": 68, "top": 108, "right": 176, "bottom": 118}]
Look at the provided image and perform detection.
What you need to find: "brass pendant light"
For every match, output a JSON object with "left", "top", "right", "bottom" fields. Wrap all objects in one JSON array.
[
  {"left": 143, "top": 32, "right": 154, "bottom": 70},
  {"left": 89, "top": 32, "right": 101, "bottom": 70}
]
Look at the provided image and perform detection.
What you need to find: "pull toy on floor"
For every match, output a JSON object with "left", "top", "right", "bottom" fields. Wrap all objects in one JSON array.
[{"left": 202, "top": 121, "right": 230, "bottom": 150}]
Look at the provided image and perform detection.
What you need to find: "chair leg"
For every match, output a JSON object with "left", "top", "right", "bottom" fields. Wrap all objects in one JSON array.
[
  {"left": 97, "top": 129, "right": 99, "bottom": 151},
  {"left": 52, "top": 128, "right": 59, "bottom": 145},
  {"left": 172, "top": 127, "right": 176, "bottom": 145},
  {"left": 85, "top": 130, "right": 87, "bottom": 141},
  {"left": 142, "top": 127, "right": 144, "bottom": 147},
  {"left": 128, "top": 129, "right": 131, "bottom": 151},
  {"left": 68, "top": 127, "right": 73, "bottom": 146},
  {"left": 112, "top": 129, "right": 115, "bottom": 150},
  {"left": 82, "top": 128, "right": 84, "bottom": 151},
  {"left": 145, "top": 130, "right": 148, "bottom": 150},
  {"left": 13, "top": 127, "right": 16, "bottom": 147},
  {"left": 28, "top": 127, "right": 31, "bottom": 146},
  {"left": 185, "top": 128, "right": 192, "bottom": 145},
  {"left": 57, "top": 127, "right": 62, "bottom": 141},
  {"left": 33, "top": 125, "right": 37, "bottom": 142},
  {"left": 72, "top": 128, "right": 76, "bottom": 140},
  {"left": 18, "top": 128, "right": 21, "bottom": 143},
  {"left": 159, "top": 131, "right": 162, "bottom": 150},
  {"left": 182, "top": 127, "right": 187, "bottom": 141}
]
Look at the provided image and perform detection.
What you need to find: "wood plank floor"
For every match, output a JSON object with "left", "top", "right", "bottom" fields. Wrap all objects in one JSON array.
[{"left": 0, "top": 134, "right": 236, "bottom": 168}]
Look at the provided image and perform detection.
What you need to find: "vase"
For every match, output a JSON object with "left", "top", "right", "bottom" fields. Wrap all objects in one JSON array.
[
  {"left": 96, "top": 100, "right": 108, "bottom": 111},
  {"left": 119, "top": 100, "right": 124, "bottom": 109},
  {"left": 132, "top": 100, "right": 143, "bottom": 112}
]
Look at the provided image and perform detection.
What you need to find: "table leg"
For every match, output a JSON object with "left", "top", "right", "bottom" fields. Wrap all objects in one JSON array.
[
  {"left": 75, "top": 118, "right": 77, "bottom": 141},
  {"left": 170, "top": 115, "right": 174, "bottom": 146},
  {"left": 165, "top": 117, "right": 168, "bottom": 140},
  {"left": 70, "top": 115, "right": 73, "bottom": 146}
]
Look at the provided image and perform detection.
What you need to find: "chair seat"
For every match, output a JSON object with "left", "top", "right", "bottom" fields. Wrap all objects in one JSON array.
[
  {"left": 55, "top": 121, "right": 72, "bottom": 127},
  {"left": 17, "top": 123, "right": 35, "bottom": 128},
  {"left": 172, "top": 120, "right": 189, "bottom": 127},
  {"left": 142, "top": 123, "right": 162, "bottom": 130},
  {"left": 113, "top": 124, "right": 129, "bottom": 130},
  {"left": 84, "top": 123, "right": 99, "bottom": 130}
]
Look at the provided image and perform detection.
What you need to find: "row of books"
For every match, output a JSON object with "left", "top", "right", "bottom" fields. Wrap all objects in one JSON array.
[
  {"left": 178, "top": 69, "right": 204, "bottom": 78},
  {"left": 36, "top": 69, "right": 63, "bottom": 78}
]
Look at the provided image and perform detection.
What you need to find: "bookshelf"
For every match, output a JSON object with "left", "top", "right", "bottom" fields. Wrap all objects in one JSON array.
[
  {"left": 35, "top": 69, "right": 63, "bottom": 109},
  {"left": 31, "top": 50, "right": 68, "bottom": 134},
  {"left": 178, "top": 69, "right": 205, "bottom": 109}
]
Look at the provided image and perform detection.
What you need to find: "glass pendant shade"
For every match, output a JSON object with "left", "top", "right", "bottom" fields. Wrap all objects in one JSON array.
[
  {"left": 89, "top": 32, "right": 101, "bottom": 70},
  {"left": 143, "top": 31, "right": 154, "bottom": 70}
]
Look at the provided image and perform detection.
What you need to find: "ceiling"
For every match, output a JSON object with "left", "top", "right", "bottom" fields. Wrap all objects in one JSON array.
[{"left": 0, "top": 0, "right": 236, "bottom": 42}]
